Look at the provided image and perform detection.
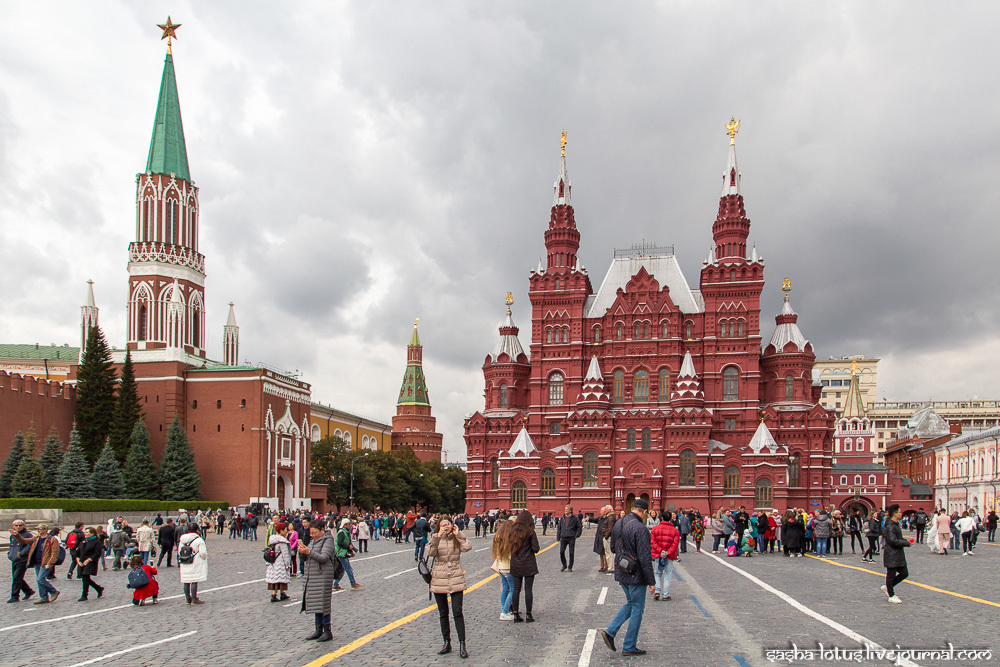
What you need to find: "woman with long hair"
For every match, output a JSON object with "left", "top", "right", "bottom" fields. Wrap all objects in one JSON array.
[
  {"left": 507, "top": 510, "right": 540, "bottom": 623},
  {"left": 428, "top": 516, "right": 472, "bottom": 659},
  {"left": 491, "top": 520, "right": 516, "bottom": 620}
]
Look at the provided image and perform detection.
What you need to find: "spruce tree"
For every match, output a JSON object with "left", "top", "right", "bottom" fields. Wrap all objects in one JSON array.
[
  {"left": 91, "top": 439, "right": 124, "bottom": 499},
  {"left": 159, "top": 416, "right": 200, "bottom": 501},
  {"left": 11, "top": 457, "right": 49, "bottom": 498},
  {"left": 75, "top": 325, "right": 117, "bottom": 462},
  {"left": 56, "top": 427, "right": 93, "bottom": 499},
  {"left": 0, "top": 432, "right": 26, "bottom": 498},
  {"left": 108, "top": 351, "right": 142, "bottom": 462},
  {"left": 39, "top": 427, "right": 64, "bottom": 492},
  {"left": 122, "top": 421, "right": 159, "bottom": 499}
]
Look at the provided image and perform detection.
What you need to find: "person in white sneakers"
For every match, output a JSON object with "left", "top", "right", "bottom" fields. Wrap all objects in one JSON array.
[
  {"left": 881, "top": 505, "right": 909, "bottom": 604},
  {"left": 956, "top": 511, "right": 976, "bottom": 556}
]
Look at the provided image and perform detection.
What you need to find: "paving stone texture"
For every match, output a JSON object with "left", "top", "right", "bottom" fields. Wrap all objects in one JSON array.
[{"left": 1, "top": 524, "right": 996, "bottom": 666}]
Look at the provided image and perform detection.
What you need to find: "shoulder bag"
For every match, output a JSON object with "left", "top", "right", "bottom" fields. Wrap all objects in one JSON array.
[{"left": 613, "top": 516, "right": 640, "bottom": 575}]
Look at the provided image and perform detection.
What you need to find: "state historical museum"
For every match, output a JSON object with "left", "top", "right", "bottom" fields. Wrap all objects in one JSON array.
[{"left": 464, "top": 127, "right": 837, "bottom": 516}]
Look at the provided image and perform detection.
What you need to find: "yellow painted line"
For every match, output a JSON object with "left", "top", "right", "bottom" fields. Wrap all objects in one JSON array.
[
  {"left": 805, "top": 554, "right": 1000, "bottom": 608},
  {"left": 303, "top": 540, "right": 559, "bottom": 666}
]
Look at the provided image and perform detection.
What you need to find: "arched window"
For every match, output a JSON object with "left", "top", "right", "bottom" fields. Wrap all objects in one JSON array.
[
  {"left": 785, "top": 375, "right": 794, "bottom": 401},
  {"left": 661, "top": 322, "right": 669, "bottom": 338},
  {"left": 869, "top": 475, "right": 877, "bottom": 485},
  {"left": 723, "top": 367, "right": 739, "bottom": 401},
  {"left": 593, "top": 326, "right": 601, "bottom": 343},
  {"left": 555, "top": 278, "right": 561, "bottom": 290},
  {"left": 641, "top": 428, "right": 651, "bottom": 450},
  {"left": 541, "top": 468, "right": 556, "bottom": 496},
  {"left": 142, "top": 196, "right": 152, "bottom": 240},
  {"left": 788, "top": 455, "right": 800, "bottom": 487},
  {"left": 511, "top": 481, "right": 527, "bottom": 509},
  {"left": 188, "top": 207, "right": 196, "bottom": 248},
  {"left": 192, "top": 310, "right": 200, "bottom": 348},
  {"left": 643, "top": 323, "right": 648, "bottom": 338},
  {"left": 755, "top": 478, "right": 773, "bottom": 507},
  {"left": 499, "top": 384, "right": 508, "bottom": 409},
  {"left": 491, "top": 459, "right": 500, "bottom": 490},
  {"left": 166, "top": 199, "right": 179, "bottom": 244},
  {"left": 685, "top": 322, "right": 693, "bottom": 339},
  {"left": 362, "top": 435, "right": 369, "bottom": 449},
  {"left": 738, "top": 321, "right": 744, "bottom": 337},
  {"left": 613, "top": 371, "right": 624, "bottom": 403},
  {"left": 840, "top": 475, "right": 847, "bottom": 485},
  {"left": 724, "top": 466, "right": 740, "bottom": 494},
  {"left": 216, "top": 399, "right": 222, "bottom": 409},
  {"left": 546, "top": 329, "right": 552, "bottom": 344},
  {"left": 626, "top": 428, "right": 636, "bottom": 450},
  {"left": 634, "top": 322, "right": 642, "bottom": 339},
  {"left": 583, "top": 451, "right": 598, "bottom": 487},
  {"left": 679, "top": 449, "right": 696, "bottom": 486},
  {"left": 616, "top": 324, "right": 624, "bottom": 340},
  {"left": 138, "top": 305, "right": 148, "bottom": 341},
  {"left": 562, "top": 328, "right": 568, "bottom": 343},
  {"left": 548, "top": 372, "right": 564, "bottom": 405},
  {"left": 344, "top": 432, "right": 352, "bottom": 448},
  {"left": 633, "top": 370, "right": 649, "bottom": 402},
  {"left": 854, "top": 475, "right": 862, "bottom": 485},
  {"left": 334, "top": 429, "right": 343, "bottom": 439},
  {"left": 658, "top": 369, "right": 670, "bottom": 399},
  {"left": 719, "top": 320, "right": 727, "bottom": 338}
]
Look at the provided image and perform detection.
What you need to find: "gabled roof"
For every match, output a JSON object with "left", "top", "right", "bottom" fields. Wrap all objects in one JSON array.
[
  {"left": 747, "top": 421, "right": 779, "bottom": 454},
  {"left": 508, "top": 428, "right": 538, "bottom": 456},
  {"left": 146, "top": 54, "right": 190, "bottom": 181},
  {"left": 0, "top": 344, "right": 79, "bottom": 361},
  {"left": 584, "top": 253, "right": 702, "bottom": 317}
]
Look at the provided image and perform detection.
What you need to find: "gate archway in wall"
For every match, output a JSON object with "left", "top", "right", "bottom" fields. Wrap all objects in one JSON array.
[
  {"left": 277, "top": 474, "right": 293, "bottom": 510},
  {"left": 625, "top": 493, "right": 636, "bottom": 514},
  {"left": 640, "top": 493, "right": 650, "bottom": 511}
]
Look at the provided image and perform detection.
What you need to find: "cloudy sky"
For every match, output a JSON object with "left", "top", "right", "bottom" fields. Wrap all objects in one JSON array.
[{"left": 2, "top": 3, "right": 998, "bottom": 462}]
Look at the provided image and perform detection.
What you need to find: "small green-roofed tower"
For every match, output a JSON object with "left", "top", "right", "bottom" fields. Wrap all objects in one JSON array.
[
  {"left": 397, "top": 319, "right": 430, "bottom": 406},
  {"left": 391, "top": 318, "right": 443, "bottom": 462}
]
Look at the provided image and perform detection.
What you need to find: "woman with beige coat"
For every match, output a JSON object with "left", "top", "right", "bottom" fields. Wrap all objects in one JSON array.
[{"left": 428, "top": 517, "right": 472, "bottom": 659}]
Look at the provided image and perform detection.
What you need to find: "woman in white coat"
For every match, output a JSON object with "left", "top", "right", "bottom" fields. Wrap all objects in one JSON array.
[
  {"left": 266, "top": 522, "right": 292, "bottom": 602},
  {"left": 178, "top": 524, "right": 208, "bottom": 604}
]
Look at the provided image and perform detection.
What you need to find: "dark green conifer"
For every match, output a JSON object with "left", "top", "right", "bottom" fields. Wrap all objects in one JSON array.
[
  {"left": 159, "top": 417, "right": 200, "bottom": 501},
  {"left": 91, "top": 439, "right": 124, "bottom": 499},
  {"left": 108, "top": 351, "right": 142, "bottom": 462},
  {"left": 55, "top": 427, "right": 93, "bottom": 499},
  {"left": 11, "top": 457, "right": 49, "bottom": 498},
  {"left": 38, "top": 427, "right": 64, "bottom": 492},
  {"left": 0, "top": 432, "right": 26, "bottom": 498},
  {"left": 122, "top": 421, "right": 159, "bottom": 499},
  {"left": 75, "top": 325, "right": 117, "bottom": 461}
]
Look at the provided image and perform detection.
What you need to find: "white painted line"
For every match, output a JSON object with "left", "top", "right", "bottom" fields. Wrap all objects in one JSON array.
[
  {"left": 596, "top": 587, "right": 608, "bottom": 605},
  {"left": 385, "top": 567, "right": 418, "bottom": 580},
  {"left": 283, "top": 599, "right": 300, "bottom": 607},
  {"left": 577, "top": 628, "right": 597, "bottom": 667},
  {"left": 66, "top": 630, "right": 198, "bottom": 667},
  {"left": 352, "top": 549, "right": 413, "bottom": 562},
  {"left": 474, "top": 546, "right": 491, "bottom": 552},
  {"left": 0, "top": 578, "right": 265, "bottom": 633},
  {"left": 699, "top": 549, "right": 919, "bottom": 667}
]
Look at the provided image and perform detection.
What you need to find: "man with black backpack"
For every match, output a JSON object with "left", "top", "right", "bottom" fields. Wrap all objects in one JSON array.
[
  {"left": 64, "top": 523, "right": 85, "bottom": 580},
  {"left": 109, "top": 527, "right": 127, "bottom": 571},
  {"left": 913, "top": 509, "right": 928, "bottom": 544}
]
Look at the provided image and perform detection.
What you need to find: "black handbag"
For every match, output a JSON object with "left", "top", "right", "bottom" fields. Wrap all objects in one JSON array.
[
  {"left": 417, "top": 556, "right": 433, "bottom": 584},
  {"left": 612, "top": 516, "right": 640, "bottom": 575}
]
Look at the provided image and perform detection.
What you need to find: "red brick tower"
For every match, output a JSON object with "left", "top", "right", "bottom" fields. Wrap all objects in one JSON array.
[{"left": 391, "top": 320, "right": 443, "bottom": 463}]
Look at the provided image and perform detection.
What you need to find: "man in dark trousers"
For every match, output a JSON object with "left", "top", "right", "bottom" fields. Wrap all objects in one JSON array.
[
  {"left": 541, "top": 513, "right": 551, "bottom": 536},
  {"left": 913, "top": 509, "right": 927, "bottom": 544},
  {"left": 882, "top": 504, "right": 910, "bottom": 604},
  {"left": 601, "top": 497, "right": 655, "bottom": 657},
  {"left": 157, "top": 518, "right": 176, "bottom": 567},
  {"left": 733, "top": 506, "right": 749, "bottom": 544},
  {"left": 556, "top": 504, "right": 582, "bottom": 572}
]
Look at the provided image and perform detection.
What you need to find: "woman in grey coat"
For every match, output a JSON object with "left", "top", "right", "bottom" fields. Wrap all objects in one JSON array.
[{"left": 298, "top": 519, "right": 337, "bottom": 642}]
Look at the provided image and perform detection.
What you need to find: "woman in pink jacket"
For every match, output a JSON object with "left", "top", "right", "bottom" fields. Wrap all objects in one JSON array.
[{"left": 933, "top": 509, "right": 951, "bottom": 555}]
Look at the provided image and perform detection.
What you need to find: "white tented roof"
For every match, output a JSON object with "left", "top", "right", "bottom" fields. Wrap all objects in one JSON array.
[
  {"left": 489, "top": 311, "right": 527, "bottom": 362},
  {"left": 585, "top": 254, "right": 702, "bottom": 318},
  {"left": 508, "top": 427, "right": 538, "bottom": 456},
  {"left": 747, "top": 421, "right": 779, "bottom": 454}
]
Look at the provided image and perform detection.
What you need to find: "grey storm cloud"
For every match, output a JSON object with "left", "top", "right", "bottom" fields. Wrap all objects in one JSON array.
[{"left": 3, "top": 2, "right": 1000, "bottom": 461}]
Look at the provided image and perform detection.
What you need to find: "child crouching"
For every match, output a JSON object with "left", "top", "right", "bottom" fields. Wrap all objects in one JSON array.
[{"left": 127, "top": 554, "right": 159, "bottom": 606}]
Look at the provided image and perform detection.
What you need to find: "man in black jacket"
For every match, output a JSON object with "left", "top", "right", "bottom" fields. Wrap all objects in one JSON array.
[
  {"left": 913, "top": 509, "right": 927, "bottom": 544},
  {"left": 601, "top": 497, "right": 654, "bottom": 657},
  {"left": 882, "top": 504, "right": 909, "bottom": 604},
  {"left": 556, "top": 504, "right": 582, "bottom": 572},
  {"left": 157, "top": 518, "right": 176, "bottom": 567}
]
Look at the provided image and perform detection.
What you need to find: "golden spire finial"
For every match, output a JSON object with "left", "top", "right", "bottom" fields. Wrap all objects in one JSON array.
[
  {"left": 505, "top": 291, "right": 514, "bottom": 314},
  {"left": 850, "top": 360, "right": 859, "bottom": 375},
  {"left": 560, "top": 130, "right": 567, "bottom": 158},
  {"left": 725, "top": 117, "right": 741, "bottom": 146},
  {"left": 413, "top": 317, "right": 419, "bottom": 327},
  {"left": 781, "top": 277, "right": 791, "bottom": 300},
  {"left": 157, "top": 16, "right": 182, "bottom": 55}
]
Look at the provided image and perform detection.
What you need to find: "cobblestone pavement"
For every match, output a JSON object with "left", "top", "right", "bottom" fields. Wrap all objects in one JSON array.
[{"left": 1, "top": 526, "right": 997, "bottom": 667}]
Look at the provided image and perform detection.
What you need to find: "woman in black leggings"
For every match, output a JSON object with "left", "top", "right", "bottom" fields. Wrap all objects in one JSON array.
[
  {"left": 507, "top": 510, "right": 540, "bottom": 622},
  {"left": 428, "top": 518, "right": 472, "bottom": 659},
  {"left": 862, "top": 515, "right": 880, "bottom": 563}
]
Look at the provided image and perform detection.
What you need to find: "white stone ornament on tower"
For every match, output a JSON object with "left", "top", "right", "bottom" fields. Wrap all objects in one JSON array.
[
  {"left": 166, "top": 279, "right": 185, "bottom": 351},
  {"left": 80, "top": 280, "right": 100, "bottom": 362},
  {"left": 224, "top": 302, "right": 239, "bottom": 366}
]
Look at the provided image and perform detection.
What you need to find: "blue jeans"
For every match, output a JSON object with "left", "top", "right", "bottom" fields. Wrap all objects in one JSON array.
[
  {"left": 35, "top": 565, "right": 57, "bottom": 600},
  {"left": 606, "top": 583, "right": 647, "bottom": 653},
  {"left": 499, "top": 572, "right": 514, "bottom": 614},
  {"left": 653, "top": 559, "right": 673, "bottom": 597},
  {"left": 414, "top": 538, "right": 426, "bottom": 561},
  {"left": 334, "top": 556, "right": 356, "bottom": 587},
  {"left": 816, "top": 537, "right": 829, "bottom": 556},
  {"left": 141, "top": 551, "right": 150, "bottom": 565},
  {"left": 314, "top": 612, "right": 331, "bottom": 625}
]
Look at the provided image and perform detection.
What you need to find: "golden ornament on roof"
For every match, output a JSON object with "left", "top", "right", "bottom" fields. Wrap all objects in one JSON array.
[
  {"left": 560, "top": 130, "right": 567, "bottom": 157},
  {"left": 851, "top": 360, "right": 859, "bottom": 375},
  {"left": 782, "top": 277, "right": 792, "bottom": 293},
  {"left": 725, "top": 117, "right": 741, "bottom": 145},
  {"left": 505, "top": 291, "right": 514, "bottom": 313}
]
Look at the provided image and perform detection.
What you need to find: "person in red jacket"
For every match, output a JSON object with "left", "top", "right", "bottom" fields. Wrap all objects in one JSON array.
[
  {"left": 649, "top": 511, "right": 679, "bottom": 601},
  {"left": 127, "top": 554, "right": 159, "bottom": 606}
]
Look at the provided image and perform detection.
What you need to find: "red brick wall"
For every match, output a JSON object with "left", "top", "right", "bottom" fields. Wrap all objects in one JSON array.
[{"left": 0, "top": 372, "right": 77, "bottom": 461}]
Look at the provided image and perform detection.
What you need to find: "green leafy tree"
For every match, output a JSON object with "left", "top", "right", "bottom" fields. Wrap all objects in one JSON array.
[
  {"left": 11, "top": 456, "right": 50, "bottom": 498},
  {"left": 108, "top": 351, "right": 143, "bottom": 462},
  {"left": 75, "top": 325, "right": 118, "bottom": 461},
  {"left": 159, "top": 417, "right": 200, "bottom": 501},
  {"left": 39, "top": 427, "right": 64, "bottom": 491},
  {"left": 0, "top": 432, "right": 26, "bottom": 497},
  {"left": 122, "top": 421, "right": 158, "bottom": 499},
  {"left": 56, "top": 427, "right": 92, "bottom": 498},
  {"left": 91, "top": 439, "right": 124, "bottom": 499},
  {"left": 309, "top": 436, "right": 352, "bottom": 511}
]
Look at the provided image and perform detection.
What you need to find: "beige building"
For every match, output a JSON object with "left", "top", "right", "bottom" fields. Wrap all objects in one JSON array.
[
  {"left": 310, "top": 403, "right": 392, "bottom": 452},
  {"left": 0, "top": 344, "right": 80, "bottom": 383},
  {"left": 814, "top": 355, "right": 879, "bottom": 414},
  {"left": 931, "top": 425, "right": 999, "bottom": 514}
]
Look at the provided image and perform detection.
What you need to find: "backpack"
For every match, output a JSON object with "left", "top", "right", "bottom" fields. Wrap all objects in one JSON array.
[
  {"left": 727, "top": 544, "right": 738, "bottom": 557},
  {"left": 56, "top": 543, "right": 66, "bottom": 566},
  {"left": 262, "top": 544, "right": 279, "bottom": 564},
  {"left": 127, "top": 566, "right": 150, "bottom": 589},
  {"left": 178, "top": 542, "right": 196, "bottom": 564},
  {"left": 110, "top": 531, "right": 125, "bottom": 549},
  {"left": 66, "top": 532, "right": 78, "bottom": 550}
]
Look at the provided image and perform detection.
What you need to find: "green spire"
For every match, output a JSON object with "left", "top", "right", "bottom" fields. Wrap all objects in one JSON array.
[
  {"left": 397, "top": 320, "right": 430, "bottom": 406},
  {"left": 146, "top": 53, "right": 190, "bottom": 181},
  {"left": 409, "top": 320, "right": 421, "bottom": 346}
]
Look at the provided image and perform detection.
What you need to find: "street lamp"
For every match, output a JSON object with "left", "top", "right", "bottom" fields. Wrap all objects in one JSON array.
[{"left": 350, "top": 452, "right": 369, "bottom": 512}]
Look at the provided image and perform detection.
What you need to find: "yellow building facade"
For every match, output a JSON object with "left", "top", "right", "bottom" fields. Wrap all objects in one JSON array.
[{"left": 310, "top": 403, "right": 392, "bottom": 452}]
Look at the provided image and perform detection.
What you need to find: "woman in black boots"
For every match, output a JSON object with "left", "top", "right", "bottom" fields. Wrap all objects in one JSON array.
[
  {"left": 508, "top": 510, "right": 540, "bottom": 623},
  {"left": 428, "top": 517, "right": 472, "bottom": 658},
  {"left": 75, "top": 527, "right": 105, "bottom": 601}
]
